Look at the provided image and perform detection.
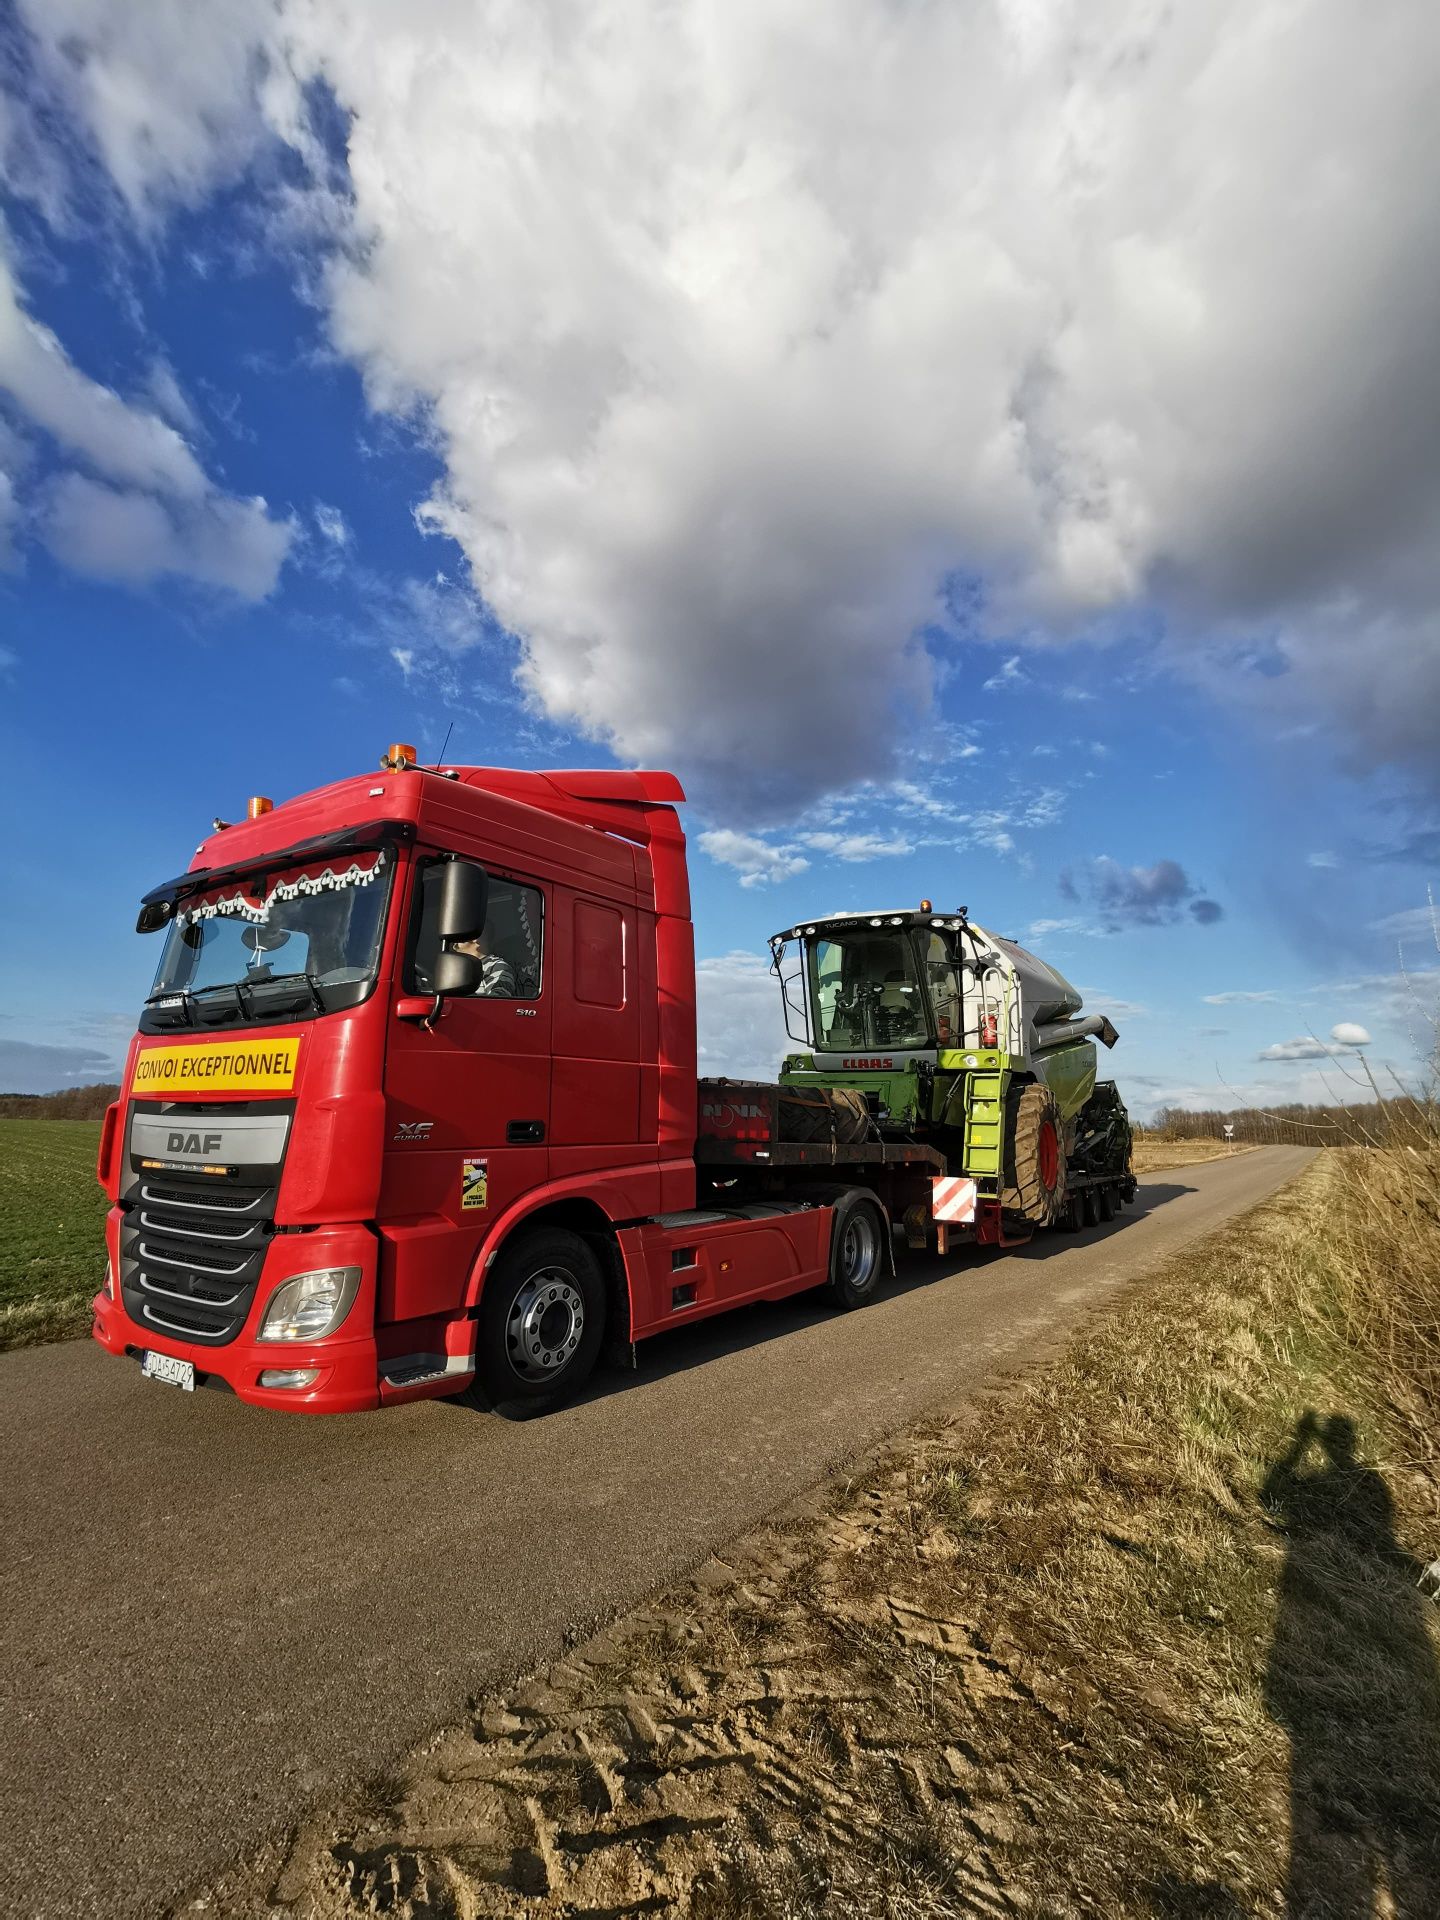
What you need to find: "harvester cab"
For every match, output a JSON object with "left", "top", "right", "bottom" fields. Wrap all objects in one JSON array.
[{"left": 770, "top": 906, "right": 1132, "bottom": 1229}]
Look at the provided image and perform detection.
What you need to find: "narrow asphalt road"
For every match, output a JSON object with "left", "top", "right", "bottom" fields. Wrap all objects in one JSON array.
[{"left": 1, "top": 1146, "right": 1312, "bottom": 1918}]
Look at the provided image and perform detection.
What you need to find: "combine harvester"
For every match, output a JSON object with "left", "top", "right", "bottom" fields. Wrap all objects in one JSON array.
[
  {"left": 699, "top": 906, "right": 1134, "bottom": 1249},
  {"left": 91, "top": 752, "right": 1134, "bottom": 1418}
]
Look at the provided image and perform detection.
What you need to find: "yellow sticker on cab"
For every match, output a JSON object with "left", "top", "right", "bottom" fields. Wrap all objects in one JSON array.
[
  {"left": 131, "top": 1037, "right": 301, "bottom": 1094},
  {"left": 461, "top": 1157, "right": 489, "bottom": 1210}
]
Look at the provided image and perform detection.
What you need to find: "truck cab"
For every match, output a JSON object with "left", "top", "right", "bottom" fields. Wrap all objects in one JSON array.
[{"left": 92, "top": 754, "right": 705, "bottom": 1413}]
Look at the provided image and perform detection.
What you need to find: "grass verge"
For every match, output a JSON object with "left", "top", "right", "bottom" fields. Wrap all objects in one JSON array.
[
  {"left": 187, "top": 1146, "right": 1440, "bottom": 1918},
  {"left": 0, "top": 1118, "right": 106, "bottom": 1350}
]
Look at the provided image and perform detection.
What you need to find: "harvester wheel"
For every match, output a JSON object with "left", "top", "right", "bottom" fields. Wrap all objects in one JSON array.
[
  {"left": 1001, "top": 1082, "right": 1068, "bottom": 1227},
  {"left": 779, "top": 1085, "right": 872, "bottom": 1145}
]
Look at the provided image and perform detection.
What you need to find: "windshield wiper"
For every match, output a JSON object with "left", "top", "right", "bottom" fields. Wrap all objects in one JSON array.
[{"left": 242, "top": 971, "right": 327, "bottom": 1014}]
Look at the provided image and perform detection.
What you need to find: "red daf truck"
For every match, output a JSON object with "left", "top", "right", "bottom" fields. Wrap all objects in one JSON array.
[{"left": 92, "top": 748, "right": 959, "bottom": 1415}]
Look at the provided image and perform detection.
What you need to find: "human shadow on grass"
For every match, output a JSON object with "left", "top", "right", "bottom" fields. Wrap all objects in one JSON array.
[{"left": 1262, "top": 1410, "right": 1440, "bottom": 1917}]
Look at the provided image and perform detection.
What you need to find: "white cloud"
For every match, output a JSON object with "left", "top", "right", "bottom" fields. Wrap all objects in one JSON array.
[
  {"left": 802, "top": 830, "right": 913, "bottom": 861},
  {"left": 390, "top": 646, "right": 415, "bottom": 679},
  {"left": 1374, "top": 904, "right": 1439, "bottom": 950},
  {"left": 694, "top": 950, "right": 790, "bottom": 1084},
  {"left": 1307, "top": 850, "right": 1340, "bottom": 870},
  {"left": 0, "top": 236, "right": 292, "bottom": 597},
  {"left": 313, "top": 501, "right": 352, "bottom": 549},
  {"left": 1203, "top": 989, "right": 1279, "bottom": 1005},
  {"left": 1028, "top": 917, "right": 1098, "bottom": 940},
  {"left": 1258, "top": 1029, "right": 1371, "bottom": 1063},
  {"left": 982, "top": 656, "right": 1027, "bottom": 694},
  {"left": 1330, "top": 1022, "right": 1372, "bottom": 1047},
  {"left": 42, "top": 472, "right": 290, "bottom": 597},
  {"left": 699, "top": 828, "right": 810, "bottom": 889},
  {"left": 14, "top": 0, "right": 1440, "bottom": 804}
]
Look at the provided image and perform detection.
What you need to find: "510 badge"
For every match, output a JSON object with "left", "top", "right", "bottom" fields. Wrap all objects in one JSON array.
[{"left": 461, "top": 1157, "right": 489, "bottom": 1211}]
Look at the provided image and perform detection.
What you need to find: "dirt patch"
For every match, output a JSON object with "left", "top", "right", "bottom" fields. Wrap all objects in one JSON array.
[
  {"left": 177, "top": 1148, "right": 1440, "bottom": 1918},
  {"left": 1131, "top": 1137, "right": 1257, "bottom": 1174}
]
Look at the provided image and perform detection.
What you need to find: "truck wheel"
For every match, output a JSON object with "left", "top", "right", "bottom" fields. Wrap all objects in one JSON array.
[
  {"left": 1001, "top": 1082, "right": 1068, "bottom": 1227},
  {"left": 462, "top": 1228, "right": 605, "bottom": 1416},
  {"left": 827, "top": 1199, "right": 886, "bottom": 1309}
]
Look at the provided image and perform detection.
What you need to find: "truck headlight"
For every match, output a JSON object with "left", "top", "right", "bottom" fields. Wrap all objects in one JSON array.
[{"left": 257, "top": 1267, "right": 360, "bottom": 1342}]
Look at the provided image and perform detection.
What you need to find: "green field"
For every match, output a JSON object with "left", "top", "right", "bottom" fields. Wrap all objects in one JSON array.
[{"left": 0, "top": 1119, "right": 108, "bottom": 1349}]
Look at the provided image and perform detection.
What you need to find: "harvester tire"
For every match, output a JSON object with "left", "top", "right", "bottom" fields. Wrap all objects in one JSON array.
[
  {"left": 1001, "top": 1081, "right": 1068, "bottom": 1227},
  {"left": 779, "top": 1085, "right": 873, "bottom": 1146}
]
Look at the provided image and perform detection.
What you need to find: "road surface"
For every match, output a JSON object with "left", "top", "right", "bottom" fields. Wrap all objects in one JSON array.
[{"left": 0, "top": 1146, "right": 1312, "bottom": 1917}]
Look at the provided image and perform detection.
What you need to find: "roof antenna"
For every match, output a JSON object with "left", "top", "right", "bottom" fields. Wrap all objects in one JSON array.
[{"left": 430, "top": 720, "right": 454, "bottom": 770}]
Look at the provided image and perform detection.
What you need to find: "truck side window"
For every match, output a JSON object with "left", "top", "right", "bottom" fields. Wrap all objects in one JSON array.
[{"left": 408, "top": 864, "right": 545, "bottom": 999}]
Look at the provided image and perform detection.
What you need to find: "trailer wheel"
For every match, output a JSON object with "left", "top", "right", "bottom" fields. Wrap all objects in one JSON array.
[
  {"left": 1001, "top": 1082, "right": 1068, "bottom": 1227},
  {"left": 460, "top": 1227, "right": 606, "bottom": 1417},
  {"left": 1057, "top": 1190, "right": 1084, "bottom": 1233},
  {"left": 1082, "top": 1188, "right": 1101, "bottom": 1229},
  {"left": 1098, "top": 1185, "right": 1116, "bottom": 1223},
  {"left": 827, "top": 1199, "right": 886, "bottom": 1310}
]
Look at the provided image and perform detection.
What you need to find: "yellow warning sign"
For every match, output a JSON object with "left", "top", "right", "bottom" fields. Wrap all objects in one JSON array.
[
  {"left": 131, "top": 1038, "right": 301, "bottom": 1094},
  {"left": 461, "top": 1157, "right": 489, "bottom": 1211}
]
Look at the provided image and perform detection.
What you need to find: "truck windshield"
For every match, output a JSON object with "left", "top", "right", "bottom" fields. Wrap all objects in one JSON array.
[
  {"left": 807, "top": 929, "right": 930, "bottom": 1051},
  {"left": 143, "top": 848, "right": 391, "bottom": 1030}
]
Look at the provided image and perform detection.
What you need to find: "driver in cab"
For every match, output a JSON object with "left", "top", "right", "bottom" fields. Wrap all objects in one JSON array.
[{"left": 451, "top": 933, "right": 515, "bottom": 998}]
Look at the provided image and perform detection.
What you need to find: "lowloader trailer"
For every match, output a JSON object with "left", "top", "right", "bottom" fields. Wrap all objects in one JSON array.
[{"left": 92, "top": 749, "right": 1134, "bottom": 1416}]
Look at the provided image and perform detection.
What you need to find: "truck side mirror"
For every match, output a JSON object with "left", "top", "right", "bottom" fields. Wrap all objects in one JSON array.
[
  {"left": 434, "top": 859, "right": 489, "bottom": 941},
  {"left": 136, "top": 900, "right": 174, "bottom": 934},
  {"left": 431, "top": 947, "right": 481, "bottom": 996}
]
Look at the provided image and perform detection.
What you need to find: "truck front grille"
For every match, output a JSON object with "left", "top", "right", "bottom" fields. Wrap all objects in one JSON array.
[{"left": 120, "top": 1176, "right": 275, "bottom": 1346}]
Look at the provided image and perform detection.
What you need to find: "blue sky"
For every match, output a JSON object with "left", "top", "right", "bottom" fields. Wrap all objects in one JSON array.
[{"left": 1, "top": 3, "right": 1437, "bottom": 1115}]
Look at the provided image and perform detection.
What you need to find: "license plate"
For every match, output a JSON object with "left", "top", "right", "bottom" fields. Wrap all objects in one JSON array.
[{"left": 141, "top": 1350, "right": 195, "bottom": 1392}]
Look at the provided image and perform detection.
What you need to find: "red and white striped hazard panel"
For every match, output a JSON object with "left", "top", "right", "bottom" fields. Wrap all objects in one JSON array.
[{"left": 931, "top": 1176, "right": 977, "bottom": 1224}]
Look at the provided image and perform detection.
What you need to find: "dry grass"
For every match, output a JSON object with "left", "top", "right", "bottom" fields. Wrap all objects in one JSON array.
[
  {"left": 186, "top": 1145, "right": 1440, "bottom": 1919},
  {"left": 1130, "top": 1137, "right": 1257, "bottom": 1174}
]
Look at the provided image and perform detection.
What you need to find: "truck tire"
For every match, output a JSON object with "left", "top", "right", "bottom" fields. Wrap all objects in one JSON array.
[
  {"left": 826, "top": 1197, "right": 887, "bottom": 1309},
  {"left": 460, "top": 1227, "right": 606, "bottom": 1417},
  {"left": 1001, "top": 1082, "right": 1068, "bottom": 1227}
]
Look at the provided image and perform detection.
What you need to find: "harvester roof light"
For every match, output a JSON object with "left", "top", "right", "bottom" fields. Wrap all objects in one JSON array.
[
  {"left": 889, "top": 916, "right": 903, "bottom": 925},
  {"left": 931, "top": 918, "right": 944, "bottom": 927},
  {"left": 869, "top": 917, "right": 882, "bottom": 926},
  {"left": 920, "top": 898, "right": 932, "bottom": 912}
]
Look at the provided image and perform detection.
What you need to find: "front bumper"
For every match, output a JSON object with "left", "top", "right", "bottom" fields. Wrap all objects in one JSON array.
[{"left": 92, "top": 1217, "right": 384, "bottom": 1415}]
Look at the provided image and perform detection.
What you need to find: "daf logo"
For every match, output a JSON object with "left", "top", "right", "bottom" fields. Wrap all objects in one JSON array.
[{"left": 167, "top": 1131, "right": 222, "bottom": 1155}]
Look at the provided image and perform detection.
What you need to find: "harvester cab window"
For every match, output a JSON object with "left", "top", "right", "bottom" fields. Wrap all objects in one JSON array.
[
  {"left": 922, "top": 932, "right": 964, "bottom": 1045},
  {"left": 807, "top": 930, "right": 928, "bottom": 1051}
]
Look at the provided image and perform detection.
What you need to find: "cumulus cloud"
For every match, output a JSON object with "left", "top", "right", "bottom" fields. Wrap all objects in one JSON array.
[
  {"left": 1062, "top": 855, "right": 1222, "bottom": 930},
  {"left": 12, "top": 0, "right": 1440, "bottom": 804},
  {"left": 1330, "top": 1022, "right": 1372, "bottom": 1047},
  {"left": 695, "top": 950, "right": 790, "bottom": 1083},
  {"left": 1258, "top": 1023, "right": 1370, "bottom": 1062},
  {"left": 699, "top": 828, "right": 810, "bottom": 889}
]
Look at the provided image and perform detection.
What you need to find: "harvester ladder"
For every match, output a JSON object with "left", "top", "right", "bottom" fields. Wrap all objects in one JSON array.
[{"left": 962, "top": 1067, "right": 1007, "bottom": 1181}]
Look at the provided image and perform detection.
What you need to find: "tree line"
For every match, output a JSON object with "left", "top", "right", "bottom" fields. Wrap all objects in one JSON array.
[
  {"left": 0, "top": 1083, "right": 121, "bottom": 1121},
  {"left": 1141, "top": 1097, "right": 1437, "bottom": 1147}
]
